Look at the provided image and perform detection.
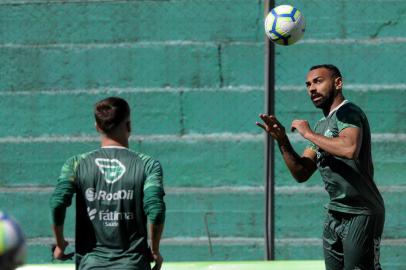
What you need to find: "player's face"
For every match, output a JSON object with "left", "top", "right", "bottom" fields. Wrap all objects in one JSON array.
[{"left": 305, "top": 68, "right": 338, "bottom": 109}]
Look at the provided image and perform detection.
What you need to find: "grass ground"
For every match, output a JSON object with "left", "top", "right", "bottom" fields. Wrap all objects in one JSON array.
[{"left": 18, "top": 260, "right": 325, "bottom": 270}]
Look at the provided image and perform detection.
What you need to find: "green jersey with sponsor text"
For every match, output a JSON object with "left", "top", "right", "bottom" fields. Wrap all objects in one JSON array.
[
  {"left": 50, "top": 146, "right": 165, "bottom": 270},
  {"left": 309, "top": 101, "right": 385, "bottom": 215}
]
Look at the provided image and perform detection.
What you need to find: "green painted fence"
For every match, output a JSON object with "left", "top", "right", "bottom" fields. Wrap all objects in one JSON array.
[{"left": 0, "top": 0, "right": 405, "bottom": 268}]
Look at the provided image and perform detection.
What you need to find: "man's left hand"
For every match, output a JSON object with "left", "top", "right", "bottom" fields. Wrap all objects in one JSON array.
[
  {"left": 52, "top": 240, "right": 73, "bottom": 261},
  {"left": 291, "top": 120, "right": 313, "bottom": 139}
]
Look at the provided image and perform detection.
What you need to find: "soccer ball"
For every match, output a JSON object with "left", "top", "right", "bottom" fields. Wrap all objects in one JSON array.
[
  {"left": 0, "top": 212, "right": 25, "bottom": 269},
  {"left": 264, "top": 5, "right": 306, "bottom": 46}
]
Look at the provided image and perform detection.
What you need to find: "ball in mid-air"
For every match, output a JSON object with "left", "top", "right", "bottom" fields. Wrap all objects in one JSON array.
[
  {"left": 265, "top": 5, "right": 306, "bottom": 46},
  {"left": 0, "top": 212, "right": 25, "bottom": 269}
]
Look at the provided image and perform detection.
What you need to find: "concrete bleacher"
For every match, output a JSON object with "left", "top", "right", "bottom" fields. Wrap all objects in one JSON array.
[{"left": 0, "top": 0, "right": 405, "bottom": 269}]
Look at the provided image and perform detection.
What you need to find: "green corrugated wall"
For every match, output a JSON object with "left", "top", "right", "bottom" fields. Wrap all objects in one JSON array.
[{"left": 0, "top": 0, "right": 405, "bottom": 269}]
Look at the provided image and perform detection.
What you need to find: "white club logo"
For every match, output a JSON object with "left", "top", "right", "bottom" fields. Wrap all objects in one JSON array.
[{"left": 95, "top": 158, "right": 126, "bottom": 184}]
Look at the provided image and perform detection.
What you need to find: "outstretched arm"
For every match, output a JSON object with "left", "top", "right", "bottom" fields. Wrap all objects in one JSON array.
[
  {"left": 257, "top": 114, "right": 317, "bottom": 182},
  {"left": 277, "top": 136, "right": 317, "bottom": 182}
]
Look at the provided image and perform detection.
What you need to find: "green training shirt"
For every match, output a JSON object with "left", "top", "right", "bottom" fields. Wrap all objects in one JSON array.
[
  {"left": 308, "top": 101, "right": 385, "bottom": 215},
  {"left": 50, "top": 146, "right": 165, "bottom": 270}
]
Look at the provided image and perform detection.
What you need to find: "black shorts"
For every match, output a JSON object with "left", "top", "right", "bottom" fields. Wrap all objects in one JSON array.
[{"left": 323, "top": 210, "right": 385, "bottom": 270}]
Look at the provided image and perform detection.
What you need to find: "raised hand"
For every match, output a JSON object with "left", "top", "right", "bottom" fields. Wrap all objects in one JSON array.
[
  {"left": 291, "top": 119, "right": 312, "bottom": 138},
  {"left": 256, "top": 114, "right": 287, "bottom": 142}
]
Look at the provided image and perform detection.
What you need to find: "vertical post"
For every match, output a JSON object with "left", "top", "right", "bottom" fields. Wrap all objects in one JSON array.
[{"left": 264, "top": 0, "right": 275, "bottom": 261}]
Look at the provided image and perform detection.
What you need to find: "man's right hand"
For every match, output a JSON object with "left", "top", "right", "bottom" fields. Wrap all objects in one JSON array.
[
  {"left": 256, "top": 114, "right": 288, "bottom": 143},
  {"left": 151, "top": 251, "right": 163, "bottom": 270}
]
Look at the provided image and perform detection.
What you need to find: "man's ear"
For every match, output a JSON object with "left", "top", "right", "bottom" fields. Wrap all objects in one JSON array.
[
  {"left": 335, "top": 77, "right": 343, "bottom": 90},
  {"left": 95, "top": 122, "right": 103, "bottom": 133}
]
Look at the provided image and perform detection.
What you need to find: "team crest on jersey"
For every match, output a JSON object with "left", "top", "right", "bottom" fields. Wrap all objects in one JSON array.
[
  {"left": 324, "top": 129, "right": 334, "bottom": 138},
  {"left": 95, "top": 158, "right": 126, "bottom": 184}
]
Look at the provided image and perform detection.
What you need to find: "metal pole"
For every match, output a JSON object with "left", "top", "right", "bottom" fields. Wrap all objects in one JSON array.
[{"left": 264, "top": 0, "right": 275, "bottom": 261}]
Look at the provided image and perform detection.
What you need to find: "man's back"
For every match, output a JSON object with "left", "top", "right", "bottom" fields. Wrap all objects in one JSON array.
[
  {"left": 52, "top": 147, "right": 164, "bottom": 270},
  {"left": 51, "top": 97, "right": 165, "bottom": 270}
]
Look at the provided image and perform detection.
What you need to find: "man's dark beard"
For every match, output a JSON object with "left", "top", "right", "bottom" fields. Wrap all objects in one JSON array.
[{"left": 312, "top": 91, "right": 335, "bottom": 109}]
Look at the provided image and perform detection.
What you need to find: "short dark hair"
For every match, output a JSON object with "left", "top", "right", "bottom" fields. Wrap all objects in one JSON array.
[
  {"left": 94, "top": 97, "right": 130, "bottom": 133},
  {"left": 309, "top": 64, "right": 342, "bottom": 78}
]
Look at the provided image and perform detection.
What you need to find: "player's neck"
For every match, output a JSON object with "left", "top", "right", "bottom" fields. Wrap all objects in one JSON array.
[
  {"left": 100, "top": 135, "right": 129, "bottom": 148},
  {"left": 323, "top": 95, "right": 345, "bottom": 117}
]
